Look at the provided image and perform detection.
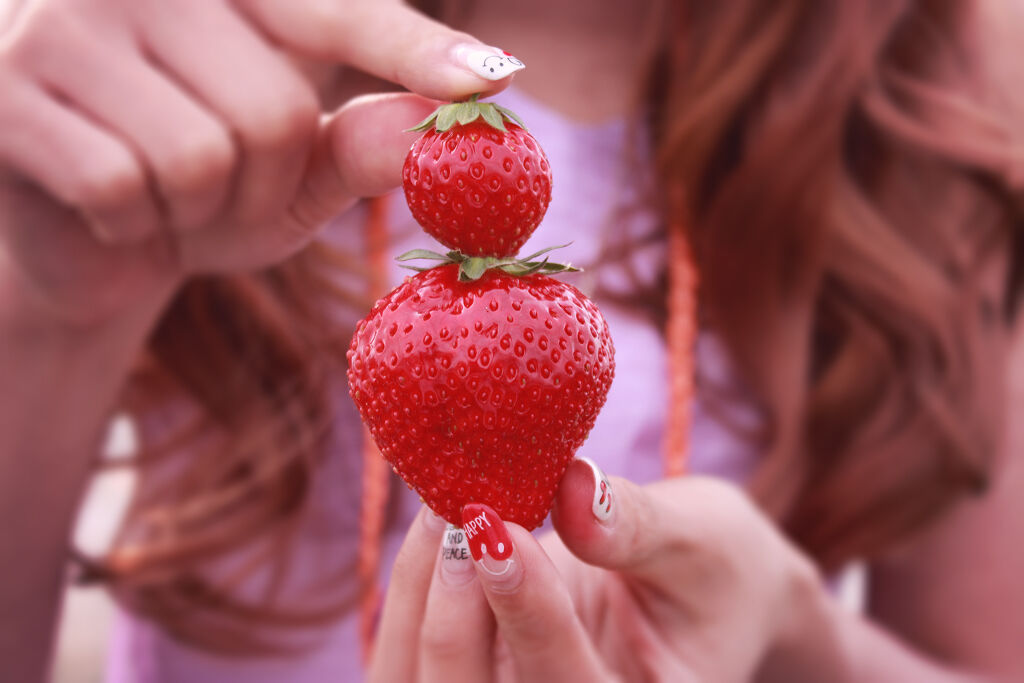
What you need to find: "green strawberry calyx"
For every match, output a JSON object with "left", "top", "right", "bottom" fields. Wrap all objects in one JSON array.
[
  {"left": 397, "top": 244, "right": 580, "bottom": 282},
  {"left": 406, "top": 94, "right": 528, "bottom": 134}
]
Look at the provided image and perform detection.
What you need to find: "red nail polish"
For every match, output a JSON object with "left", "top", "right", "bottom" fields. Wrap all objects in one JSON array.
[{"left": 461, "top": 503, "right": 513, "bottom": 562}]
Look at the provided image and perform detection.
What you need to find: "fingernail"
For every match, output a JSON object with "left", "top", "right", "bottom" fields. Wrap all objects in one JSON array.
[
  {"left": 461, "top": 503, "right": 521, "bottom": 591},
  {"left": 452, "top": 44, "right": 525, "bottom": 80},
  {"left": 578, "top": 457, "right": 614, "bottom": 524},
  {"left": 439, "top": 523, "right": 476, "bottom": 586}
]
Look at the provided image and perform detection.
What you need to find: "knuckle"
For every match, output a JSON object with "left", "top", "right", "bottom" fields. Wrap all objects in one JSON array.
[
  {"left": 70, "top": 159, "right": 146, "bottom": 210},
  {"left": 286, "top": 182, "right": 347, "bottom": 236},
  {"left": 304, "top": 0, "right": 358, "bottom": 49},
  {"left": 161, "top": 132, "right": 236, "bottom": 193},
  {"left": 418, "top": 626, "right": 464, "bottom": 661},
  {"left": 0, "top": 58, "right": 23, "bottom": 122},
  {"left": 235, "top": 87, "right": 318, "bottom": 151},
  {"left": 0, "top": 44, "right": 11, "bottom": 80},
  {"left": 308, "top": 0, "right": 344, "bottom": 33},
  {"left": 496, "top": 596, "right": 575, "bottom": 646},
  {"left": 2, "top": 29, "right": 37, "bottom": 73},
  {"left": 3, "top": 4, "right": 72, "bottom": 71}
]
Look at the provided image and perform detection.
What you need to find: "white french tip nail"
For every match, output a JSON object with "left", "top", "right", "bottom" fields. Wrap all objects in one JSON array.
[
  {"left": 453, "top": 44, "right": 525, "bottom": 81},
  {"left": 578, "top": 457, "right": 614, "bottom": 523}
]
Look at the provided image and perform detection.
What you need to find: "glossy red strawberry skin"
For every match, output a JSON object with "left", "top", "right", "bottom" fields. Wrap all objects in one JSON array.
[
  {"left": 402, "top": 121, "right": 553, "bottom": 259},
  {"left": 346, "top": 265, "right": 614, "bottom": 529}
]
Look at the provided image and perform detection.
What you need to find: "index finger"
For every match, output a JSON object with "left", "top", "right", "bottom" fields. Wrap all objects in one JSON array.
[
  {"left": 461, "top": 504, "right": 608, "bottom": 682},
  {"left": 235, "top": 0, "right": 524, "bottom": 100}
]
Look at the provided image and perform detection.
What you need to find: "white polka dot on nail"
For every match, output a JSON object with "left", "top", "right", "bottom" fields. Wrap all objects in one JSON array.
[
  {"left": 481, "top": 543, "right": 487, "bottom": 555},
  {"left": 497, "top": 542, "right": 505, "bottom": 553}
]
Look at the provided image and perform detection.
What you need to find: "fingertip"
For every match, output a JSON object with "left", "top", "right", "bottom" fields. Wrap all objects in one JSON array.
[
  {"left": 553, "top": 459, "right": 597, "bottom": 526},
  {"left": 246, "top": 0, "right": 519, "bottom": 102},
  {"left": 289, "top": 92, "right": 437, "bottom": 232},
  {"left": 460, "top": 505, "right": 560, "bottom": 600},
  {"left": 420, "top": 504, "right": 449, "bottom": 535},
  {"left": 505, "top": 522, "right": 543, "bottom": 564},
  {"left": 343, "top": 12, "right": 522, "bottom": 101},
  {"left": 338, "top": 91, "right": 442, "bottom": 120},
  {"left": 492, "top": 523, "right": 547, "bottom": 590},
  {"left": 329, "top": 92, "right": 439, "bottom": 197},
  {"left": 552, "top": 458, "right": 615, "bottom": 548},
  {"left": 468, "top": 519, "right": 607, "bottom": 681},
  {"left": 406, "top": 58, "right": 514, "bottom": 102},
  {"left": 439, "top": 42, "right": 523, "bottom": 99},
  {"left": 429, "top": 70, "right": 513, "bottom": 104},
  {"left": 553, "top": 459, "right": 661, "bottom": 574},
  {"left": 419, "top": 41, "right": 518, "bottom": 101},
  {"left": 471, "top": 522, "right": 553, "bottom": 610}
]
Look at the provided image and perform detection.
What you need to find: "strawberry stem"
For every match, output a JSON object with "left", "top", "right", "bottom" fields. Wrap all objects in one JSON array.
[
  {"left": 396, "top": 245, "right": 580, "bottom": 282},
  {"left": 405, "top": 97, "right": 529, "bottom": 134}
]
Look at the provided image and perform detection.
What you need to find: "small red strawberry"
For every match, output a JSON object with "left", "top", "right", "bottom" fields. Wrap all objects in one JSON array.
[
  {"left": 346, "top": 260, "right": 614, "bottom": 529},
  {"left": 402, "top": 97, "right": 553, "bottom": 259}
]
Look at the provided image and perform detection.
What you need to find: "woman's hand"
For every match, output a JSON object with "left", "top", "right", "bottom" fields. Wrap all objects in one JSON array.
[
  {"left": 370, "top": 460, "right": 828, "bottom": 682},
  {"left": 0, "top": 0, "right": 515, "bottom": 326},
  {"left": 0, "top": 6, "right": 520, "bottom": 678}
]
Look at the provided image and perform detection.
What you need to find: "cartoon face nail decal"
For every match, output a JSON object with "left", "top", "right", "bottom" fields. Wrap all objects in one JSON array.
[
  {"left": 461, "top": 503, "right": 514, "bottom": 561},
  {"left": 481, "top": 51, "right": 524, "bottom": 77},
  {"left": 455, "top": 45, "right": 526, "bottom": 81},
  {"left": 579, "top": 457, "right": 613, "bottom": 522}
]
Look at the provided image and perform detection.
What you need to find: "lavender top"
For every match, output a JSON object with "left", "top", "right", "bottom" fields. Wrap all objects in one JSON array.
[{"left": 106, "top": 88, "right": 757, "bottom": 683}]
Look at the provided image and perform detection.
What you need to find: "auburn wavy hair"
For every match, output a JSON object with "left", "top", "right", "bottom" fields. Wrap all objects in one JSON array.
[{"left": 75, "top": 0, "right": 1024, "bottom": 654}]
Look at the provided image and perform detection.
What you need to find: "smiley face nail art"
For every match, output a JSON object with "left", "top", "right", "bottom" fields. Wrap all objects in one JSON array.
[
  {"left": 454, "top": 45, "right": 526, "bottom": 80},
  {"left": 461, "top": 503, "right": 514, "bottom": 561}
]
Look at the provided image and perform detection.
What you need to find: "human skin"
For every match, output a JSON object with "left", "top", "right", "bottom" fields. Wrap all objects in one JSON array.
[
  {"left": 373, "top": 455, "right": 1024, "bottom": 681},
  {"left": 1, "top": 0, "right": 1022, "bottom": 681},
  {"left": 0, "top": 1, "right": 515, "bottom": 680},
  {"left": 367, "top": 1, "right": 1024, "bottom": 681}
]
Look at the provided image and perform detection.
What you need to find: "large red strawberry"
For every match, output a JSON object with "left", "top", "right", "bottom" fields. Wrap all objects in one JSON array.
[
  {"left": 402, "top": 97, "right": 553, "bottom": 259},
  {"left": 346, "top": 261, "right": 614, "bottom": 529}
]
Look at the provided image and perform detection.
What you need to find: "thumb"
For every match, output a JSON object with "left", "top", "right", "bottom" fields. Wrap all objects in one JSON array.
[
  {"left": 285, "top": 92, "right": 434, "bottom": 233},
  {"left": 235, "top": 0, "right": 524, "bottom": 101},
  {"left": 552, "top": 458, "right": 725, "bottom": 585}
]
